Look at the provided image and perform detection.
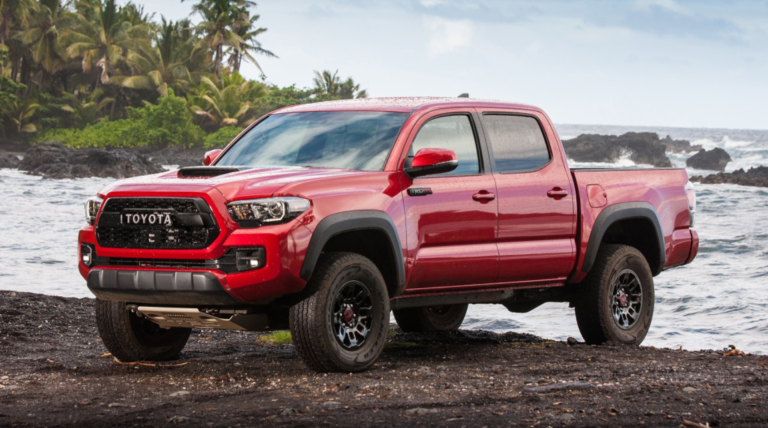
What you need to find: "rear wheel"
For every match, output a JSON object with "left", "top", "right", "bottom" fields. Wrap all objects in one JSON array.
[
  {"left": 393, "top": 304, "right": 468, "bottom": 332},
  {"left": 96, "top": 300, "right": 191, "bottom": 362},
  {"left": 289, "top": 252, "right": 390, "bottom": 373},
  {"left": 574, "top": 244, "right": 654, "bottom": 345}
]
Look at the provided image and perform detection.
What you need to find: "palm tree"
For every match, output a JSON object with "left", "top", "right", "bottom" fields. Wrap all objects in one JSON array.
[
  {"left": 112, "top": 18, "right": 213, "bottom": 96},
  {"left": 190, "top": 71, "right": 267, "bottom": 128},
  {"left": 225, "top": 10, "right": 275, "bottom": 73},
  {"left": 22, "top": 0, "right": 69, "bottom": 88},
  {"left": 60, "top": 86, "right": 114, "bottom": 128},
  {"left": 186, "top": 0, "right": 274, "bottom": 75},
  {"left": 62, "top": 0, "right": 151, "bottom": 86},
  {"left": 1, "top": 97, "right": 38, "bottom": 134},
  {"left": 313, "top": 70, "right": 367, "bottom": 99},
  {"left": 0, "top": 0, "right": 38, "bottom": 45}
]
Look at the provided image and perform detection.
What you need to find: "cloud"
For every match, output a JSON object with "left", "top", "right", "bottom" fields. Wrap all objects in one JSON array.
[
  {"left": 589, "top": 0, "right": 745, "bottom": 43},
  {"left": 633, "top": 0, "right": 688, "bottom": 14},
  {"left": 414, "top": 1, "right": 526, "bottom": 24},
  {"left": 424, "top": 17, "right": 474, "bottom": 56}
]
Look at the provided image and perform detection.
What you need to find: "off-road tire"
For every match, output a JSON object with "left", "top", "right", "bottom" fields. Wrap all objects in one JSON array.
[
  {"left": 393, "top": 304, "right": 468, "bottom": 332},
  {"left": 574, "top": 244, "right": 655, "bottom": 345},
  {"left": 289, "top": 252, "right": 390, "bottom": 373},
  {"left": 96, "top": 300, "right": 191, "bottom": 362}
]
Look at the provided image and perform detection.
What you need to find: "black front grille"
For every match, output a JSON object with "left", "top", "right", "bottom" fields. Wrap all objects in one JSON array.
[
  {"left": 96, "top": 197, "right": 219, "bottom": 249},
  {"left": 103, "top": 198, "right": 200, "bottom": 213}
]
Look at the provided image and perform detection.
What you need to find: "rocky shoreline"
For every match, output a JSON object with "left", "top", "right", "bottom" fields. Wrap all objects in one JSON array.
[
  {"left": 1, "top": 290, "right": 767, "bottom": 427},
  {"left": 2, "top": 134, "right": 766, "bottom": 187},
  {"left": 0, "top": 143, "right": 208, "bottom": 179},
  {"left": 691, "top": 166, "right": 768, "bottom": 188}
]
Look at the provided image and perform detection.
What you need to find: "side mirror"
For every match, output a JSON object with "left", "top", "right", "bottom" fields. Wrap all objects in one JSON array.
[
  {"left": 203, "top": 149, "right": 223, "bottom": 166},
  {"left": 405, "top": 148, "right": 458, "bottom": 178}
]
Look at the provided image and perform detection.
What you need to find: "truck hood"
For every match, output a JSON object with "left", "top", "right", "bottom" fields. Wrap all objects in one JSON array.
[{"left": 97, "top": 167, "right": 370, "bottom": 201}]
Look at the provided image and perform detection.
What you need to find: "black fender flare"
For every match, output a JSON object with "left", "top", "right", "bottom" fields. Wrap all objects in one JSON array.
[
  {"left": 581, "top": 202, "right": 666, "bottom": 275},
  {"left": 299, "top": 210, "right": 406, "bottom": 295}
]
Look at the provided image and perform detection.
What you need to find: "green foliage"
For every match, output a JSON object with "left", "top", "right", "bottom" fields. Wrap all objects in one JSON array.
[
  {"left": 190, "top": 71, "right": 267, "bottom": 129},
  {"left": 313, "top": 70, "right": 368, "bottom": 99},
  {"left": 0, "top": 0, "right": 368, "bottom": 146},
  {"left": 203, "top": 125, "right": 242, "bottom": 149},
  {"left": 41, "top": 92, "right": 204, "bottom": 148},
  {"left": 256, "top": 330, "right": 292, "bottom": 346}
]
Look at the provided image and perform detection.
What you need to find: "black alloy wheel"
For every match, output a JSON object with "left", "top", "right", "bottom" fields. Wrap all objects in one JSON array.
[
  {"left": 332, "top": 280, "right": 374, "bottom": 349},
  {"left": 575, "top": 244, "right": 655, "bottom": 346},
  {"left": 290, "top": 252, "right": 390, "bottom": 372},
  {"left": 611, "top": 269, "right": 644, "bottom": 330}
]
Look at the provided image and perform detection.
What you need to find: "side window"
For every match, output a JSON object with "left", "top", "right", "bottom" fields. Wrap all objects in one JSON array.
[
  {"left": 483, "top": 115, "right": 551, "bottom": 173},
  {"left": 409, "top": 115, "right": 480, "bottom": 176}
]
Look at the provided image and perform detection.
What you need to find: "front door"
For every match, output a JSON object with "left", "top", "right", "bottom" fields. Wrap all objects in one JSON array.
[
  {"left": 400, "top": 110, "right": 498, "bottom": 292},
  {"left": 478, "top": 110, "right": 577, "bottom": 284}
]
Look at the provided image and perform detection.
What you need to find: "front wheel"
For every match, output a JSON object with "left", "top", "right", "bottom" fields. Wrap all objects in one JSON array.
[
  {"left": 574, "top": 244, "right": 655, "bottom": 345},
  {"left": 96, "top": 300, "right": 191, "bottom": 362},
  {"left": 289, "top": 252, "right": 390, "bottom": 373}
]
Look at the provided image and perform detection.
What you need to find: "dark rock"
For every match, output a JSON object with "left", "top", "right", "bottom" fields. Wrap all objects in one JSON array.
[
  {"left": 0, "top": 152, "right": 21, "bottom": 168},
  {"left": 566, "top": 337, "right": 581, "bottom": 346},
  {"left": 686, "top": 148, "right": 732, "bottom": 171},
  {"left": 562, "top": 132, "right": 673, "bottom": 167},
  {"left": 661, "top": 135, "right": 703, "bottom": 153},
  {"left": 691, "top": 166, "right": 768, "bottom": 188},
  {"left": 19, "top": 143, "right": 164, "bottom": 179}
]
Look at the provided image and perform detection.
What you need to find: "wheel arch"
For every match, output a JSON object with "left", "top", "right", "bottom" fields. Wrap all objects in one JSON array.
[
  {"left": 300, "top": 210, "right": 406, "bottom": 297},
  {"left": 582, "top": 202, "right": 666, "bottom": 276}
]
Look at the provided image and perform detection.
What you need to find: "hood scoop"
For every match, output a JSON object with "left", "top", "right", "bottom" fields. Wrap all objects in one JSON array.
[{"left": 177, "top": 166, "right": 241, "bottom": 178}]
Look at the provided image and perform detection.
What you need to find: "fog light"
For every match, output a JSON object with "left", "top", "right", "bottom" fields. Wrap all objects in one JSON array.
[
  {"left": 235, "top": 248, "right": 266, "bottom": 272},
  {"left": 80, "top": 244, "right": 95, "bottom": 267}
]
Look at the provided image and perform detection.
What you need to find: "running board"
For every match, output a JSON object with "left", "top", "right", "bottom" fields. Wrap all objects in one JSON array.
[
  {"left": 390, "top": 290, "right": 516, "bottom": 310},
  {"left": 137, "top": 306, "right": 269, "bottom": 331}
]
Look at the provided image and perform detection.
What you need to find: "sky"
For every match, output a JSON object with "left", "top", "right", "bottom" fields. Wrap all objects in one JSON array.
[{"left": 148, "top": 0, "right": 768, "bottom": 130}]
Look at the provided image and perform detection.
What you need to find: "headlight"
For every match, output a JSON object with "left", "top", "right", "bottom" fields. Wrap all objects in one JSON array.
[
  {"left": 227, "top": 197, "right": 310, "bottom": 227},
  {"left": 85, "top": 197, "right": 103, "bottom": 225}
]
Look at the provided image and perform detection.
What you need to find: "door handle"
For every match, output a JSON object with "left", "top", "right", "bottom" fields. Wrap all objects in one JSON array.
[
  {"left": 547, "top": 188, "right": 568, "bottom": 198},
  {"left": 473, "top": 191, "right": 496, "bottom": 202}
]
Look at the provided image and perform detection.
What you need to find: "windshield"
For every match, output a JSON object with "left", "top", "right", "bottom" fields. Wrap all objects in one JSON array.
[{"left": 216, "top": 111, "right": 408, "bottom": 171}]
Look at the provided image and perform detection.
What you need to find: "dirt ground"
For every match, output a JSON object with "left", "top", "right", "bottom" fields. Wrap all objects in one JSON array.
[{"left": 1, "top": 291, "right": 766, "bottom": 427}]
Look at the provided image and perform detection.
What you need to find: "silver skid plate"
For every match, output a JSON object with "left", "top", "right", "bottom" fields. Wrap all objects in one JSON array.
[{"left": 136, "top": 307, "right": 268, "bottom": 331}]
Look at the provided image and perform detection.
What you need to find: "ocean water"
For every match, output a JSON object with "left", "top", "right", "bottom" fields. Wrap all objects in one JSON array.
[{"left": 1, "top": 124, "right": 767, "bottom": 353}]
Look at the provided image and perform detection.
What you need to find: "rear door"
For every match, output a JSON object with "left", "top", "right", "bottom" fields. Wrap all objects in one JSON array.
[
  {"left": 400, "top": 109, "right": 499, "bottom": 291},
  {"left": 477, "top": 109, "right": 577, "bottom": 283}
]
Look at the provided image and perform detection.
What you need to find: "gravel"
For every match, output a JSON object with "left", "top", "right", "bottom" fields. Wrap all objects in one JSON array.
[{"left": 1, "top": 290, "right": 767, "bottom": 427}]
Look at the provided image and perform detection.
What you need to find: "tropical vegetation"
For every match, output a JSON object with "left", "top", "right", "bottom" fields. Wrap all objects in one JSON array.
[{"left": 0, "top": 0, "right": 367, "bottom": 148}]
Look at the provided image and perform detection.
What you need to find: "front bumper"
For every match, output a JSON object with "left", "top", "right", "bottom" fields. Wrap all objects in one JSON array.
[
  {"left": 79, "top": 209, "right": 313, "bottom": 304},
  {"left": 87, "top": 269, "right": 242, "bottom": 305}
]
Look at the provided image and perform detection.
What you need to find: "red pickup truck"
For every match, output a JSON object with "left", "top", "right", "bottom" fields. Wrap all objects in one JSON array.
[{"left": 79, "top": 97, "right": 699, "bottom": 372}]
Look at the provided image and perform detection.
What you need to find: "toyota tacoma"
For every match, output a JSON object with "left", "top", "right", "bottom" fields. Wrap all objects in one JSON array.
[{"left": 78, "top": 97, "right": 699, "bottom": 372}]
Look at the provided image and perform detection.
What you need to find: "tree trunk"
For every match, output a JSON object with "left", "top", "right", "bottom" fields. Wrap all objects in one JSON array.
[
  {"left": 214, "top": 44, "right": 222, "bottom": 75},
  {"left": 11, "top": 58, "right": 19, "bottom": 83},
  {"left": 20, "top": 57, "right": 31, "bottom": 89}
]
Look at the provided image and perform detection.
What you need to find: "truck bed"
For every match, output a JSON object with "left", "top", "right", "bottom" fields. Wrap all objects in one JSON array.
[{"left": 568, "top": 167, "right": 694, "bottom": 283}]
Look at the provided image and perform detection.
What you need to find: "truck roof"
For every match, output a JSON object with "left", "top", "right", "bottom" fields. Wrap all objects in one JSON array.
[{"left": 275, "top": 97, "right": 541, "bottom": 114}]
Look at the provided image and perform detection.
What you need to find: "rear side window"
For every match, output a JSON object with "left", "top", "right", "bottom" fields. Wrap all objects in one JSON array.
[
  {"left": 483, "top": 115, "right": 551, "bottom": 173},
  {"left": 409, "top": 115, "right": 479, "bottom": 176}
]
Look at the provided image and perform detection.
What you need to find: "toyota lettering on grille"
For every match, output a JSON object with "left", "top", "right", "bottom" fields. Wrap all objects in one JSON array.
[{"left": 120, "top": 212, "right": 173, "bottom": 226}]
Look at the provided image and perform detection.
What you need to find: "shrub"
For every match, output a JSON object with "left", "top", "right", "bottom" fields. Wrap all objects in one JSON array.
[
  {"left": 39, "top": 91, "right": 204, "bottom": 149},
  {"left": 203, "top": 126, "right": 244, "bottom": 149}
]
